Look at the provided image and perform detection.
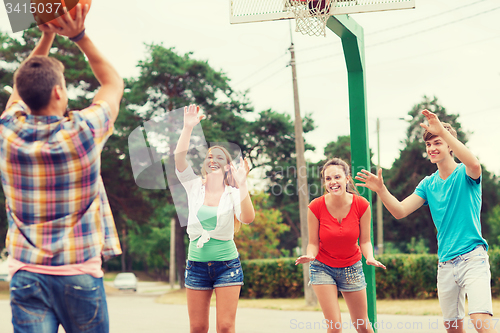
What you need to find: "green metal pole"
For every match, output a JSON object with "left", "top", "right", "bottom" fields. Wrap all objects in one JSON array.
[{"left": 326, "top": 15, "right": 377, "bottom": 331}]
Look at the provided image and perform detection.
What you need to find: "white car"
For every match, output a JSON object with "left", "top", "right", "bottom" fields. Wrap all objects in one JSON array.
[{"left": 113, "top": 272, "right": 137, "bottom": 292}]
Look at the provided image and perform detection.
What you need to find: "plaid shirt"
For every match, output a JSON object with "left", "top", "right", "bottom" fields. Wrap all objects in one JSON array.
[{"left": 0, "top": 101, "right": 121, "bottom": 266}]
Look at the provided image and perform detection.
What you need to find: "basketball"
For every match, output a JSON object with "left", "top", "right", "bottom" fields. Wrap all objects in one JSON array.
[
  {"left": 307, "top": 0, "right": 330, "bottom": 15},
  {"left": 33, "top": 0, "right": 92, "bottom": 28}
]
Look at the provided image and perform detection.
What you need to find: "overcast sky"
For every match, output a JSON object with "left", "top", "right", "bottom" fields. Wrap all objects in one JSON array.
[{"left": 1, "top": 0, "right": 499, "bottom": 175}]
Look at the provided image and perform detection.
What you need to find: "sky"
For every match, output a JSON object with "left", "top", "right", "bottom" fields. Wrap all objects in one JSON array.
[{"left": 1, "top": 0, "right": 499, "bottom": 175}]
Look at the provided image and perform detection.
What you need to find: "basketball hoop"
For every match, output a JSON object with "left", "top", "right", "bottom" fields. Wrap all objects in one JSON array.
[{"left": 287, "top": 0, "right": 335, "bottom": 37}]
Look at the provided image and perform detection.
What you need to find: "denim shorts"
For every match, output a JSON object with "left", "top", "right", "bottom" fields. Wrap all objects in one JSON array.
[
  {"left": 184, "top": 257, "right": 244, "bottom": 290},
  {"left": 309, "top": 259, "right": 367, "bottom": 292},
  {"left": 437, "top": 245, "right": 493, "bottom": 321}
]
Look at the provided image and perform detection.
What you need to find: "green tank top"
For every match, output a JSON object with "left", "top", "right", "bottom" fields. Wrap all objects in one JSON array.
[{"left": 188, "top": 205, "right": 238, "bottom": 262}]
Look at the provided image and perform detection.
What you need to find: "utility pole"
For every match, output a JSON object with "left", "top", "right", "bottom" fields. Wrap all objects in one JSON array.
[
  {"left": 376, "top": 118, "right": 383, "bottom": 254},
  {"left": 289, "top": 25, "right": 317, "bottom": 306},
  {"left": 169, "top": 218, "right": 176, "bottom": 288}
]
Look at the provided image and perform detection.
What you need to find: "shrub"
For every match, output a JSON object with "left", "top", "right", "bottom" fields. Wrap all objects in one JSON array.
[
  {"left": 241, "top": 258, "right": 303, "bottom": 298},
  {"left": 241, "top": 250, "right": 500, "bottom": 299}
]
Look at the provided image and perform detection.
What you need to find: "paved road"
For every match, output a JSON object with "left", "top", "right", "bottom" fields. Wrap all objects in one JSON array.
[{"left": 1, "top": 293, "right": 491, "bottom": 333}]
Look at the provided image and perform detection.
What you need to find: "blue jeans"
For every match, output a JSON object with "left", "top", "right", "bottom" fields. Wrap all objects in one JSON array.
[{"left": 10, "top": 270, "right": 109, "bottom": 333}]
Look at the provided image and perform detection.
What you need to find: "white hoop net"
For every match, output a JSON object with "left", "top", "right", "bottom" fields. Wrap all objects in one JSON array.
[{"left": 287, "top": 0, "right": 336, "bottom": 37}]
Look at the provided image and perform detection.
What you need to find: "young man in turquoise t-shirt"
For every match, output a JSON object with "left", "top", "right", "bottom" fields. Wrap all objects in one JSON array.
[{"left": 356, "top": 109, "right": 496, "bottom": 333}]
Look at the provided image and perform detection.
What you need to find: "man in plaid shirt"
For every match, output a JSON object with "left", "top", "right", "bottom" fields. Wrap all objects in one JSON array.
[{"left": 1, "top": 5, "right": 123, "bottom": 332}]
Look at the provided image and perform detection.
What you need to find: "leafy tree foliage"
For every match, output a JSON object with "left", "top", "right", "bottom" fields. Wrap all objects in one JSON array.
[
  {"left": 235, "top": 192, "right": 289, "bottom": 260},
  {"left": 251, "top": 110, "right": 317, "bottom": 254},
  {"left": 324, "top": 135, "right": 352, "bottom": 161},
  {"left": 486, "top": 205, "right": 500, "bottom": 249}
]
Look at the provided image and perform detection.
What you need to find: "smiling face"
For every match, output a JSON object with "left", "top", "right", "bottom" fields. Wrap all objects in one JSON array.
[
  {"left": 425, "top": 136, "right": 452, "bottom": 164},
  {"left": 323, "top": 165, "right": 349, "bottom": 196},
  {"left": 204, "top": 147, "right": 229, "bottom": 175}
]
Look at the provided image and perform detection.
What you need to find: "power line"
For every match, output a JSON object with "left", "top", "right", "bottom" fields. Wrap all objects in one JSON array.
[
  {"left": 237, "top": 4, "right": 500, "bottom": 90},
  {"left": 293, "top": 5, "right": 500, "bottom": 66},
  {"left": 368, "top": 0, "right": 489, "bottom": 36},
  {"left": 232, "top": 52, "right": 288, "bottom": 87},
  {"left": 294, "top": 0, "right": 490, "bottom": 54},
  {"left": 247, "top": 66, "right": 288, "bottom": 89},
  {"left": 369, "top": 34, "right": 500, "bottom": 69},
  {"left": 460, "top": 105, "right": 500, "bottom": 117},
  {"left": 367, "top": 6, "right": 500, "bottom": 48}
]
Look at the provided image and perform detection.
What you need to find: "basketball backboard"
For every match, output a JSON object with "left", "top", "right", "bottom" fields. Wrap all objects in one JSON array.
[{"left": 230, "top": 0, "right": 415, "bottom": 24}]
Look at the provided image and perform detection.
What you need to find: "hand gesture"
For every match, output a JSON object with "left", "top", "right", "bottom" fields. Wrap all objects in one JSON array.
[
  {"left": 183, "top": 104, "right": 204, "bottom": 129},
  {"left": 36, "top": 4, "right": 88, "bottom": 39},
  {"left": 295, "top": 255, "right": 315, "bottom": 265},
  {"left": 366, "top": 258, "right": 386, "bottom": 270},
  {"left": 355, "top": 168, "right": 385, "bottom": 193},
  {"left": 231, "top": 157, "right": 250, "bottom": 188},
  {"left": 419, "top": 109, "right": 445, "bottom": 136}
]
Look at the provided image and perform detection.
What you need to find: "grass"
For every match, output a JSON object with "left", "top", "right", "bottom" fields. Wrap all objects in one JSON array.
[{"left": 157, "top": 289, "right": 500, "bottom": 316}]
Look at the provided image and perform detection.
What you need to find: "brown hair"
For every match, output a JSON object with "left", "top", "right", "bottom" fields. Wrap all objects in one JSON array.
[
  {"left": 422, "top": 122, "right": 457, "bottom": 156},
  {"left": 321, "top": 157, "right": 360, "bottom": 196},
  {"left": 14, "top": 56, "right": 65, "bottom": 113},
  {"left": 202, "top": 145, "right": 242, "bottom": 233}
]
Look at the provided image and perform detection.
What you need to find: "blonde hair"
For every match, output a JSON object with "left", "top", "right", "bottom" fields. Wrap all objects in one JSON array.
[
  {"left": 202, "top": 145, "right": 241, "bottom": 233},
  {"left": 320, "top": 157, "right": 360, "bottom": 196}
]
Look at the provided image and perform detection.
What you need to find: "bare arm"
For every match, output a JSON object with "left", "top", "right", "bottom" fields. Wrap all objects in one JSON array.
[
  {"left": 38, "top": 4, "right": 123, "bottom": 123},
  {"left": 295, "top": 209, "right": 319, "bottom": 265},
  {"left": 174, "top": 105, "right": 204, "bottom": 173},
  {"left": 234, "top": 158, "right": 255, "bottom": 224},
  {"left": 238, "top": 184, "right": 255, "bottom": 224},
  {"left": 358, "top": 207, "right": 385, "bottom": 269},
  {"left": 75, "top": 35, "right": 123, "bottom": 123},
  {"left": 355, "top": 168, "right": 425, "bottom": 219},
  {"left": 420, "top": 109, "right": 481, "bottom": 179},
  {"left": 6, "top": 32, "right": 56, "bottom": 108}
]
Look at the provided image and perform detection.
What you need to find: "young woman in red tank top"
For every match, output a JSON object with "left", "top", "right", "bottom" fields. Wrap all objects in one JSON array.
[{"left": 296, "top": 158, "right": 385, "bottom": 333}]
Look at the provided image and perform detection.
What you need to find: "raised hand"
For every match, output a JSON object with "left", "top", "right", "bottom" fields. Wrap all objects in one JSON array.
[
  {"left": 36, "top": 4, "right": 89, "bottom": 39},
  {"left": 232, "top": 157, "right": 250, "bottom": 188},
  {"left": 355, "top": 168, "right": 385, "bottom": 193},
  {"left": 295, "top": 255, "right": 315, "bottom": 265},
  {"left": 419, "top": 109, "right": 445, "bottom": 136},
  {"left": 366, "top": 257, "right": 386, "bottom": 270},
  {"left": 183, "top": 104, "right": 204, "bottom": 129}
]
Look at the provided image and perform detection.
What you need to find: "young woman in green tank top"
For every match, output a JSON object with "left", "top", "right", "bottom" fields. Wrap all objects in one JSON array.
[{"left": 175, "top": 104, "right": 255, "bottom": 333}]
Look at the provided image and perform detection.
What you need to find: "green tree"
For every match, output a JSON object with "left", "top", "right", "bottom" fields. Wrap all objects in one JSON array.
[
  {"left": 248, "top": 109, "right": 316, "bottom": 254},
  {"left": 324, "top": 135, "right": 352, "bottom": 161},
  {"left": 235, "top": 192, "right": 290, "bottom": 260},
  {"left": 486, "top": 205, "right": 500, "bottom": 249}
]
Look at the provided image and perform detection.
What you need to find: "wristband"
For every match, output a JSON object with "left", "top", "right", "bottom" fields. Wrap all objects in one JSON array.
[{"left": 69, "top": 29, "right": 86, "bottom": 42}]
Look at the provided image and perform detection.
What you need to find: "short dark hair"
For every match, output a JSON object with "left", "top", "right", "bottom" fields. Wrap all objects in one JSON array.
[{"left": 14, "top": 56, "right": 65, "bottom": 112}]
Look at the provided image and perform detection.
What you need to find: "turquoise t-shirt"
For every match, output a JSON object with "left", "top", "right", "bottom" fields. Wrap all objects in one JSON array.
[
  {"left": 414, "top": 163, "right": 487, "bottom": 262},
  {"left": 187, "top": 205, "right": 238, "bottom": 262}
]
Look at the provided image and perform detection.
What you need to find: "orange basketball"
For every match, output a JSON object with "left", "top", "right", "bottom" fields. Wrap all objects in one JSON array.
[{"left": 32, "top": 0, "right": 92, "bottom": 28}]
